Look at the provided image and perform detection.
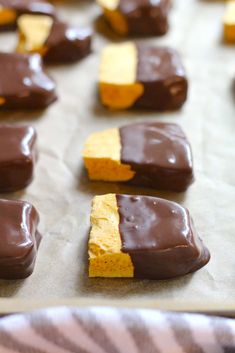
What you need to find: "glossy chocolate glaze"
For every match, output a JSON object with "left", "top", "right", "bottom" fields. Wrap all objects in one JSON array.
[
  {"left": 119, "top": 0, "right": 171, "bottom": 36},
  {"left": 0, "top": 199, "right": 41, "bottom": 279},
  {"left": 44, "top": 21, "right": 92, "bottom": 63},
  {"left": 0, "top": 52, "right": 57, "bottom": 109},
  {"left": 0, "top": 125, "right": 37, "bottom": 192},
  {"left": 0, "top": 0, "right": 55, "bottom": 30},
  {"left": 116, "top": 194, "right": 210, "bottom": 279},
  {"left": 135, "top": 45, "right": 188, "bottom": 110},
  {"left": 120, "top": 122, "right": 194, "bottom": 191}
]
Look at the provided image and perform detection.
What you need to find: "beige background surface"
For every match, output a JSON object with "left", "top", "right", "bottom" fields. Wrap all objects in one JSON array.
[{"left": 0, "top": 0, "right": 234, "bottom": 310}]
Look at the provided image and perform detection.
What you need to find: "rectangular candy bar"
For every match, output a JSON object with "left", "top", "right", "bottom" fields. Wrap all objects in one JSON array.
[
  {"left": 83, "top": 122, "right": 194, "bottom": 192},
  {"left": 0, "top": 199, "right": 41, "bottom": 279},
  {"left": 88, "top": 194, "right": 210, "bottom": 279},
  {"left": 0, "top": 0, "right": 55, "bottom": 30},
  {"left": 0, "top": 125, "right": 37, "bottom": 192},
  {"left": 0, "top": 52, "right": 57, "bottom": 109},
  {"left": 17, "top": 15, "right": 92, "bottom": 63},
  {"left": 99, "top": 42, "right": 188, "bottom": 110},
  {"left": 223, "top": 1, "right": 235, "bottom": 43},
  {"left": 97, "top": 0, "right": 171, "bottom": 36}
]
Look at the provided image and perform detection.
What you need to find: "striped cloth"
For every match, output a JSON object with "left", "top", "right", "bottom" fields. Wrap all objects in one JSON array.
[{"left": 0, "top": 307, "right": 234, "bottom": 353}]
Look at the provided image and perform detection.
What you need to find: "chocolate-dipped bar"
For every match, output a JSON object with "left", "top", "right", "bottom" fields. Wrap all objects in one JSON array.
[
  {"left": 0, "top": 52, "right": 57, "bottom": 109},
  {"left": 223, "top": 1, "right": 235, "bottom": 43},
  {"left": 97, "top": 0, "right": 171, "bottom": 36},
  {"left": 99, "top": 42, "right": 188, "bottom": 110},
  {"left": 0, "top": 0, "right": 55, "bottom": 30},
  {"left": 0, "top": 125, "right": 37, "bottom": 192},
  {"left": 17, "top": 15, "right": 92, "bottom": 63},
  {"left": 0, "top": 199, "right": 41, "bottom": 279},
  {"left": 89, "top": 194, "right": 210, "bottom": 279},
  {"left": 83, "top": 122, "right": 194, "bottom": 192}
]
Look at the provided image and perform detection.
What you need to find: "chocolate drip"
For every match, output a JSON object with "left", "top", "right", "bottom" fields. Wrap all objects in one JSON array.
[
  {"left": 0, "top": 53, "right": 57, "bottom": 109},
  {"left": 135, "top": 45, "right": 188, "bottom": 110},
  {"left": 45, "top": 21, "right": 92, "bottom": 63},
  {"left": 0, "top": 125, "right": 37, "bottom": 192},
  {"left": 0, "top": 199, "right": 41, "bottom": 279},
  {"left": 119, "top": 0, "right": 171, "bottom": 36},
  {"left": 116, "top": 194, "right": 210, "bottom": 279},
  {"left": 120, "top": 122, "right": 194, "bottom": 191}
]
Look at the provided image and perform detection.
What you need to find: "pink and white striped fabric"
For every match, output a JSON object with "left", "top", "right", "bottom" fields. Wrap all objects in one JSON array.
[{"left": 0, "top": 307, "right": 234, "bottom": 353}]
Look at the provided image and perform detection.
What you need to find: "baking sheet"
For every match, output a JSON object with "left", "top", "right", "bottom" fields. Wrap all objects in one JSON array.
[{"left": 0, "top": 0, "right": 234, "bottom": 311}]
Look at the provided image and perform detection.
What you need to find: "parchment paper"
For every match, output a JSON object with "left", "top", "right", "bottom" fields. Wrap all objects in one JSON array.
[{"left": 0, "top": 0, "right": 234, "bottom": 310}]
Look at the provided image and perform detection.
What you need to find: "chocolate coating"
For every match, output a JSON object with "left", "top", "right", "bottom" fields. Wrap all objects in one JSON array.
[
  {"left": 0, "top": 125, "right": 37, "bottom": 192},
  {"left": 116, "top": 194, "right": 210, "bottom": 279},
  {"left": 135, "top": 45, "right": 188, "bottom": 110},
  {"left": 0, "top": 52, "right": 57, "bottom": 109},
  {"left": 44, "top": 21, "right": 92, "bottom": 63},
  {"left": 119, "top": 0, "right": 171, "bottom": 36},
  {"left": 120, "top": 122, "right": 194, "bottom": 191},
  {"left": 0, "top": 0, "right": 55, "bottom": 30},
  {"left": 0, "top": 199, "right": 41, "bottom": 279}
]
